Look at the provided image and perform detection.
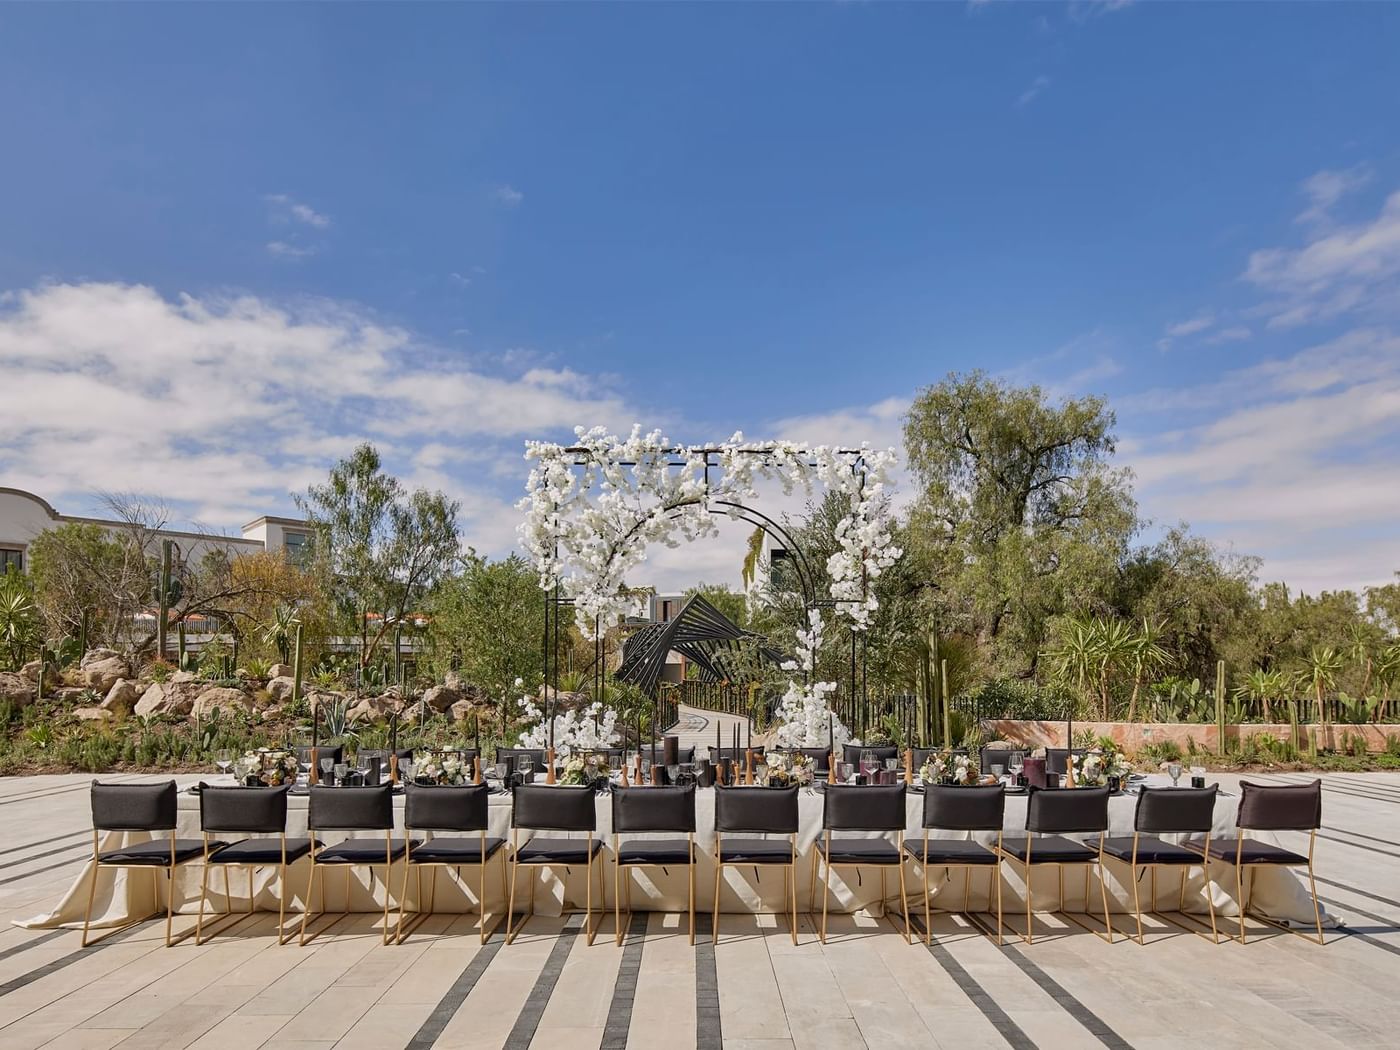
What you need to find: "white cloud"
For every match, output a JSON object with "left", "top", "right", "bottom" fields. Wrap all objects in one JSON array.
[
  {"left": 1015, "top": 75, "right": 1051, "bottom": 108},
  {"left": 266, "top": 240, "right": 316, "bottom": 259},
  {"left": 1157, "top": 312, "right": 1215, "bottom": 351},
  {"left": 264, "top": 193, "right": 331, "bottom": 229},
  {"left": 1296, "top": 164, "right": 1372, "bottom": 227},
  {"left": 1205, "top": 325, "right": 1251, "bottom": 345},
  {"left": 494, "top": 185, "right": 524, "bottom": 207},
  {"left": 0, "top": 282, "right": 634, "bottom": 540}
]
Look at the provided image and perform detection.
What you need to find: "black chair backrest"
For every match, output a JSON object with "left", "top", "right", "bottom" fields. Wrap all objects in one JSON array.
[
  {"left": 612, "top": 785, "right": 696, "bottom": 834},
  {"left": 923, "top": 784, "right": 1005, "bottom": 831},
  {"left": 496, "top": 747, "right": 548, "bottom": 768},
  {"left": 641, "top": 745, "right": 697, "bottom": 764},
  {"left": 307, "top": 784, "right": 394, "bottom": 831},
  {"left": 297, "top": 744, "right": 345, "bottom": 766},
  {"left": 771, "top": 747, "right": 831, "bottom": 772},
  {"left": 1134, "top": 785, "right": 1217, "bottom": 835},
  {"left": 1045, "top": 749, "right": 1086, "bottom": 776},
  {"left": 823, "top": 784, "right": 907, "bottom": 832},
  {"left": 1237, "top": 780, "right": 1321, "bottom": 831},
  {"left": 1026, "top": 786, "right": 1111, "bottom": 834},
  {"left": 91, "top": 780, "right": 178, "bottom": 831},
  {"left": 356, "top": 748, "right": 416, "bottom": 764},
  {"left": 584, "top": 747, "right": 626, "bottom": 765},
  {"left": 980, "top": 748, "right": 1025, "bottom": 775},
  {"left": 709, "top": 746, "right": 764, "bottom": 764},
  {"left": 842, "top": 744, "right": 899, "bottom": 766},
  {"left": 404, "top": 783, "right": 490, "bottom": 832},
  {"left": 715, "top": 786, "right": 799, "bottom": 834},
  {"left": 511, "top": 784, "right": 596, "bottom": 832},
  {"left": 199, "top": 784, "right": 289, "bottom": 834}
]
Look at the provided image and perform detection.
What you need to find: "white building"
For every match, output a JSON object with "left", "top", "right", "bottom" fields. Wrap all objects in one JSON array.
[{"left": 0, "top": 487, "right": 311, "bottom": 573}]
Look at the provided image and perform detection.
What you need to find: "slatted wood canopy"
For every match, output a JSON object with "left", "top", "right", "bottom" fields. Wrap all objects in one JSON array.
[{"left": 614, "top": 593, "right": 785, "bottom": 696}]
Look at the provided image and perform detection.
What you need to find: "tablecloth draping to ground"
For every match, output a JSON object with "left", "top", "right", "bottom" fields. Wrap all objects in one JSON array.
[{"left": 18, "top": 778, "right": 1332, "bottom": 931}]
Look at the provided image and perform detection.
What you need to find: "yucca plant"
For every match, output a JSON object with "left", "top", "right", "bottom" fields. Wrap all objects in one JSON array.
[{"left": 1308, "top": 646, "right": 1344, "bottom": 745}]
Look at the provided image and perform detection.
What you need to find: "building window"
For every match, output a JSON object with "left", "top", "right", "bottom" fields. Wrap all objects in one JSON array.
[
  {"left": 283, "top": 531, "right": 311, "bottom": 565},
  {"left": 0, "top": 548, "right": 22, "bottom": 573}
]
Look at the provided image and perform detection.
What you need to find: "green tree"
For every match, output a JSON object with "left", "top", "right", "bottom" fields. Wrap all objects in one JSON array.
[
  {"left": 1124, "top": 618, "right": 1171, "bottom": 723},
  {"left": 903, "top": 370, "right": 1137, "bottom": 675},
  {"left": 297, "top": 444, "right": 461, "bottom": 671},
  {"left": 0, "top": 567, "right": 41, "bottom": 671},
  {"left": 26, "top": 520, "right": 149, "bottom": 650}
]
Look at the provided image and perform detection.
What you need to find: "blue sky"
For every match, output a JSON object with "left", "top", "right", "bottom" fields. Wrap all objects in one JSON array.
[{"left": 2, "top": 2, "right": 1398, "bottom": 594}]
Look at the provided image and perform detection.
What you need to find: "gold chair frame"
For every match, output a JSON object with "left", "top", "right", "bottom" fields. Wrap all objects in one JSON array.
[
  {"left": 298, "top": 833, "right": 401, "bottom": 946},
  {"left": 613, "top": 830, "right": 697, "bottom": 946},
  {"left": 711, "top": 831, "right": 799, "bottom": 946},
  {"left": 809, "top": 829, "right": 912, "bottom": 945},
  {"left": 80, "top": 830, "right": 198, "bottom": 948},
  {"left": 396, "top": 831, "right": 509, "bottom": 945},
  {"left": 194, "top": 832, "right": 305, "bottom": 946},
  {"left": 1219, "top": 828, "right": 1324, "bottom": 945},
  {"left": 998, "top": 832, "right": 1114, "bottom": 945},
  {"left": 1117, "top": 833, "right": 1220, "bottom": 946},
  {"left": 504, "top": 827, "right": 604, "bottom": 946},
  {"left": 904, "top": 830, "right": 1004, "bottom": 946}
]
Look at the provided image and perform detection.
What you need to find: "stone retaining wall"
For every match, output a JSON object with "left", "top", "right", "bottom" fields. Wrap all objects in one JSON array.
[{"left": 983, "top": 719, "right": 1400, "bottom": 754}]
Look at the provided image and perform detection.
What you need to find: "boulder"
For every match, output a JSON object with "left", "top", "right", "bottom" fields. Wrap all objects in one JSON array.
[
  {"left": 268, "top": 663, "right": 294, "bottom": 679},
  {"left": 444, "top": 670, "right": 466, "bottom": 692},
  {"left": 134, "top": 680, "right": 197, "bottom": 718},
  {"left": 102, "top": 679, "right": 140, "bottom": 716},
  {"left": 422, "top": 684, "right": 461, "bottom": 712},
  {"left": 347, "top": 695, "right": 392, "bottom": 723},
  {"left": 20, "top": 660, "right": 62, "bottom": 691},
  {"left": 0, "top": 672, "right": 36, "bottom": 709},
  {"left": 266, "top": 676, "right": 297, "bottom": 703},
  {"left": 191, "top": 686, "right": 254, "bottom": 720},
  {"left": 51, "top": 687, "right": 89, "bottom": 704},
  {"left": 171, "top": 670, "right": 198, "bottom": 683},
  {"left": 80, "top": 653, "right": 131, "bottom": 693},
  {"left": 449, "top": 697, "right": 486, "bottom": 723},
  {"left": 80, "top": 647, "right": 123, "bottom": 669},
  {"left": 73, "top": 706, "right": 114, "bottom": 722}
]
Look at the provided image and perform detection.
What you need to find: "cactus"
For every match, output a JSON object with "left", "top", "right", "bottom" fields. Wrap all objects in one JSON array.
[
  {"left": 1215, "top": 659, "right": 1226, "bottom": 754},
  {"left": 941, "top": 658, "right": 952, "bottom": 748},
  {"left": 178, "top": 620, "right": 187, "bottom": 670},
  {"left": 1288, "top": 699, "right": 1300, "bottom": 753},
  {"left": 292, "top": 623, "right": 304, "bottom": 705}
]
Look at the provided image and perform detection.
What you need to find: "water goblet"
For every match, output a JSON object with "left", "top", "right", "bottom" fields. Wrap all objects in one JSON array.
[
  {"left": 333, "top": 761, "right": 349, "bottom": 785},
  {"left": 838, "top": 762, "right": 855, "bottom": 783},
  {"left": 215, "top": 748, "right": 233, "bottom": 780},
  {"left": 517, "top": 755, "right": 534, "bottom": 782},
  {"left": 991, "top": 764, "right": 1005, "bottom": 781},
  {"left": 320, "top": 756, "right": 335, "bottom": 785},
  {"left": 1167, "top": 762, "right": 1182, "bottom": 787}
]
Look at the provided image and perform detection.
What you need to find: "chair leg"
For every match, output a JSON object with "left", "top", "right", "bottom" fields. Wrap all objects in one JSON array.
[
  {"left": 688, "top": 860, "right": 696, "bottom": 947},
  {"left": 615, "top": 861, "right": 624, "bottom": 948},
  {"left": 1131, "top": 865, "right": 1145, "bottom": 945},
  {"left": 808, "top": 848, "right": 817, "bottom": 918},
  {"left": 1097, "top": 861, "right": 1114, "bottom": 944},
  {"left": 1023, "top": 860, "right": 1034, "bottom": 945},
  {"left": 1307, "top": 862, "right": 1325, "bottom": 945},
  {"left": 1201, "top": 857, "right": 1220, "bottom": 945},
  {"left": 505, "top": 861, "right": 520, "bottom": 944},
  {"left": 395, "top": 859, "right": 412, "bottom": 945},
  {"left": 712, "top": 860, "right": 722, "bottom": 945},
  {"left": 164, "top": 868, "right": 175, "bottom": 948},
  {"left": 585, "top": 854, "right": 596, "bottom": 947},
  {"left": 820, "top": 857, "right": 830, "bottom": 944},
  {"left": 1235, "top": 864, "right": 1247, "bottom": 944},
  {"left": 897, "top": 860, "right": 911, "bottom": 944},
  {"left": 298, "top": 864, "right": 319, "bottom": 946},
  {"left": 195, "top": 862, "right": 212, "bottom": 946},
  {"left": 993, "top": 863, "right": 1003, "bottom": 947},
  {"left": 277, "top": 863, "right": 289, "bottom": 946},
  {"left": 594, "top": 854, "right": 606, "bottom": 947},
  {"left": 80, "top": 860, "right": 100, "bottom": 948},
  {"left": 788, "top": 862, "right": 798, "bottom": 946},
  {"left": 922, "top": 860, "right": 932, "bottom": 947}
]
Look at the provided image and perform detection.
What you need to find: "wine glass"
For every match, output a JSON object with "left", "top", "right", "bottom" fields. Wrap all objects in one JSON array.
[
  {"left": 860, "top": 750, "right": 877, "bottom": 778},
  {"left": 400, "top": 759, "right": 415, "bottom": 784},
  {"left": 838, "top": 762, "right": 855, "bottom": 783},
  {"left": 215, "top": 748, "right": 233, "bottom": 780},
  {"left": 333, "top": 761, "right": 349, "bottom": 786},
  {"left": 516, "top": 755, "right": 534, "bottom": 782},
  {"left": 1167, "top": 762, "right": 1182, "bottom": 787},
  {"left": 1009, "top": 754, "right": 1025, "bottom": 779},
  {"left": 320, "top": 756, "right": 335, "bottom": 785},
  {"left": 640, "top": 756, "right": 652, "bottom": 783}
]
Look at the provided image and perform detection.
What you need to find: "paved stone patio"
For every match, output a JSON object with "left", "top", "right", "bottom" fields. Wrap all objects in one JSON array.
[{"left": 0, "top": 770, "right": 1397, "bottom": 1049}]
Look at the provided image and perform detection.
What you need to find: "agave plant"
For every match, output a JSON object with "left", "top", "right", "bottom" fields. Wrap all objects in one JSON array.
[
  {"left": 0, "top": 568, "right": 41, "bottom": 672},
  {"left": 261, "top": 605, "right": 299, "bottom": 665}
]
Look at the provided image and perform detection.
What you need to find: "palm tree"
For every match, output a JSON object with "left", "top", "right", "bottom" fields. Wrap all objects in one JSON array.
[
  {"left": 1044, "top": 618, "right": 1096, "bottom": 712},
  {"left": 1307, "top": 646, "right": 1344, "bottom": 745},
  {"left": 1375, "top": 643, "right": 1400, "bottom": 722},
  {"left": 260, "top": 604, "right": 299, "bottom": 665},
  {"left": 1124, "top": 618, "right": 1171, "bottom": 724},
  {"left": 1235, "top": 667, "right": 1286, "bottom": 723},
  {"left": 1344, "top": 623, "right": 1376, "bottom": 697},
  {"left": 1091, "top": 617, "right": 1135, "bottom": 721}
]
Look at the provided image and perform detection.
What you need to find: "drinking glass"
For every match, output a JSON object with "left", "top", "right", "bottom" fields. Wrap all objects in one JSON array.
[
  {"left": 838, "top": 762, "right": 855, "bottom": 783},
  {"left": 860, "top": 750, "right": 877, "bottom": 778},
  {"left": 1189, "top": 765, "right": 1206, "bottom": 788},
  {"left": 333, "top": 762, "right": 349, "bottom": 785},
  {"left": 883, "top": 757, "right": 899, "bottom": 772},
  {"left": 517, "top": 755, "right": 534, "bottom": 781},
  {"left": 640, "top": 756, "right": 652, "bottom": 783},
  {"left": 666, "top": 764, "right": 680, "bottom": 783},
  {"left": 320, "top": 757, "right": 335, "bottom": 784},
  {"left": 1167, "top": 762, "right": 1182, "bottom": 787},
  {"left": 494, "top": 761, "right": 509, "bottom": 781},
  {"left": 991, "top": 764, "right": 1005, "bottom": 780},
  {"left": 400, "top": 759, "right": 415, "bottom": 783},
  {"left": 215, "top": 748, "right": 233, "bottom": 779},
  {"left": 1009, "top": 755, "right": 1024, "bottom": 777}
]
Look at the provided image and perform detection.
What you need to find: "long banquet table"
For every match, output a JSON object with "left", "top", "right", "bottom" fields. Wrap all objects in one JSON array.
[{"left": 20, "top": 778, "right": 1333, "bottom": 931}]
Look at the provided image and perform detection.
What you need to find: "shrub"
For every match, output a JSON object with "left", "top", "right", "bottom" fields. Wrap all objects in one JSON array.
[{"left": 1139, "top": 740, "right": 1183, "bottom": 764}]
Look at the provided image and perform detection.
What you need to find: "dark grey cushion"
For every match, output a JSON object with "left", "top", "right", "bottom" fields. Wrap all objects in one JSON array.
[
  {"left": 717, "top": 838, "right": 794, "bottom": 865},
  {"left": 903, "top": 838, "right": 999, "bottom": 866},
  {"left": 1096, "top": 836, "right": 1205, "bottom": 866},
  {"left": 514, "top": 837, "right": 601, "bottom": 865},
  {"left": 208, "top": 838, "right": 315, "bottom": 865},
  {"left": 615, "top": 839, "right": 694, "bottom": 866},
  {"left": 98, "top": 839, "right": 211, "bottom": 865},
  {"left": 1001, "top": 835, "right": 1099, "bottom": 864},
  {"left": 408, "top": 838, "right": 505, "bottom": 864},
  {"left": 313, "top": 839, "right": 416, "bottom": 864},
  {"left": 817, "top": 838, "right": 902, "bottom": 865}
]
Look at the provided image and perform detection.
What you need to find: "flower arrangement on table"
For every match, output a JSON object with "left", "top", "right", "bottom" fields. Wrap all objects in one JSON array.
[
  {"left": 1069, "top": 742, "right": 1131, "bottom": 788},
  {"left": 919, "top": 750, "right": 975, "bottom": 786},
  {"left": 764, "top": 751, "right": 813, "bottom": 787},
  {"left": 558, "top": 751, "right": 612, "bottom": 788},
  {"left": 233, "top": 748, "right": 299, "bottom": 786},
  {"left": 516, "top": 693, "right": 621, "bottom": 761},
  {"left": 413, "top": 749, "right": 469, "bottom": 786}
]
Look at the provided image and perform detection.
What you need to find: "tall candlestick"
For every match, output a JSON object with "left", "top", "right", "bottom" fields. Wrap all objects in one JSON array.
[
  {"left": 388, "top": 712, "right": 397, "bottom": 753},
  {"left": 312, "top": 705, "right": 320, "bottom": 747}
]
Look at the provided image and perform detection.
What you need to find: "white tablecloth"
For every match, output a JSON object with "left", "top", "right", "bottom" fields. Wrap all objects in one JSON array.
[{"left": 19, "top": 779, "right": 1331, "bottom": 930}]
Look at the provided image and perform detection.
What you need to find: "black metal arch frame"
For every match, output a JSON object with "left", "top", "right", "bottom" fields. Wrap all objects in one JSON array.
[{"left": 537, "top": 445, "right": 879, "bottom": 744}]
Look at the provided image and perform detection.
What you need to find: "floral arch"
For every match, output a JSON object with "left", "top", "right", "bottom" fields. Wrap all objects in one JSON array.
[{"left": 516, "top": 426, "right": 902, "bottom": 748}]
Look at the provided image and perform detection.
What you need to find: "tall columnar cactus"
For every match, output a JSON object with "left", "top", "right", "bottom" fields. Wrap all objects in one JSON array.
[
  {"left": 178, "top": 620, "right": 187, "bottom": 670},
  {"left": 1288, "top": 699, "right": 1300, "bottom": 754},
  {"left": 292, "top": 623, "right": 304, "bottom": 705},
  {"left": 1215, "top": 659, "right": 1226, "bottom": 754},
  {"left": 157, "top": 539, "right": 173, "bottom": 662}
]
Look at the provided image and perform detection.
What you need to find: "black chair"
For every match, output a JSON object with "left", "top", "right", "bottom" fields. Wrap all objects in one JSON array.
[
  {"left": 506, "top": 785, "right": 603, "bottom": 945},
  {"left": 196, "top": 784, "right": 311, "bottom": 945},
  {"left": 1000, "top": 786, "right": 1113, "bottom": 944},
  {"left": 904, "top": 785, "right": 1005, "bottom": 945},
  {"left": 398, "top": 783, "right": 506, "bottom": 944},
  {"left": 1097, "top": 786, "right": 1220, "bottom": 945},
  {"left": 611, "top": 786, "right": 697, "bottom": 945},
  {"left": 1199, "top": 780, "right": 1323, "bottom": 944},
  {"left": 714, "top": 786, "right": 800, "bottom": 945},
  {"left": 810, "top": 785, "right": 911, "bottom": 944},
  {"left": 979, "top": 748, "right": 1025, "bottom": 777},
  {"left": 299, "top": 784, "right": 414, "bottom": 946},
  {"left": 640, "top": 745, "right": 697, "bottom": 764},
  {"left": 83, "top": 780, "right": 214, "bottom": 947},
  {"left": 1045, "top": 749, "right": 1087, "bottom": 777}
]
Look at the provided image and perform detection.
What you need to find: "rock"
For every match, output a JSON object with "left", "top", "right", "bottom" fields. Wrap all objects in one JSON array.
[
  {"left": 449, "top": 698, "right": 486, "bottom": 722},
  {"left": 422, "top": 684, "right": 461, "bottom": 712},
  {"left": 0, "top": 672, "right": 36, "bottom": 709},
  {"left": 444, "top": 670, "right": 466, "bottom": 692},
  {"left": 268, "top": 663, "right": 294, "bottom": 679},
  {"left": 51, "top": 687, "right": 89, "bottom": 704},
  {"left": 74, "top": 706, "right": 114, "bottom": 722},
  {"left": 191, "top": 686, "right": 254, "bottom": 720},
  {"left": 102, "top": 679, "right": 140, "bottom": 716},
  {"left": 347, "top": 695, "right": 392, "bottom": 723},
  {"left": 171, "top": 670, "right": 198, "bottom": 683},
  {"left": 266, "top": 676, "right": 296, "bottom": 703},
  {"left": 80, "top": 647, "right": 123, "bottom": 669},
  {"left": 20, "top": 660, "right": 62, "bottom": 691},
  {"left": 81, "top": 654, "right": 131, "bottom": 693},
  {"left": 134, "top": 680, "right": 197, "bottom": 718}
]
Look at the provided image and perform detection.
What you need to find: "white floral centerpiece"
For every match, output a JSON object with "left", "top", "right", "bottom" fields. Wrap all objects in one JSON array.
[
  {"left": 233, "top": 748, "right": 299, "bottom": 786},
  {"left": 1069, "top": 742, "right": 1131, "bottom": 788},
  {"left": 414, "top": 749, "right": 469, "bottom": 786},
  {"left": 770, "top": 608, "right": 850, "bottom": 751},
  {"left": 517, "top": 427, "right": 901, "bottom": 639},
  {"left": 919, "top": 750, "right": 974, "bottom": 786},
  {"left": 559, "top": 751, "right": 612, "bottom": 788},
  {"left": 764, "top": 751, "right": 813, "bottom": 787},
  {"left": 516, "top": 692, "right": 621, "bottom": 760}
]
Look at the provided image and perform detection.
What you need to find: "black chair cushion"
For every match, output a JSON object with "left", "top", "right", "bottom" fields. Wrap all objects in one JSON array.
[
  {"left": 1001, "top": 836, "right": 1099, "bottom": 864},
  {"left": 98, "top": 839, "right": 211, "bottom": 866},
  {"left": 515, "top": 837, "right": 602, "bottom": 865},
  {"left": 1096, "top": 836, "right": 1205, "bottom": 865},
  {"left": 616, "top": 839, "right": 694, "bottom": 866},
  {"left": 817, "top": 838, "right": 902, "bottom": 865},
  {"left": 903, "top": 838, "right": 999, "bottom": 866},
  {"left": 717, "top": 838, "right": 794, "bottom": 865},
  {"left": 313, "top": 839, "right": 416, "bottom": 864},
  {"left": 408, "top": 838, "right": 506, "bottom": 864},
  {"left": 208, "top": 838, "right": 315, "bottom": 865},
  {"left": 1200, "top": 838, "right": 1309, "bottom": 866}
]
